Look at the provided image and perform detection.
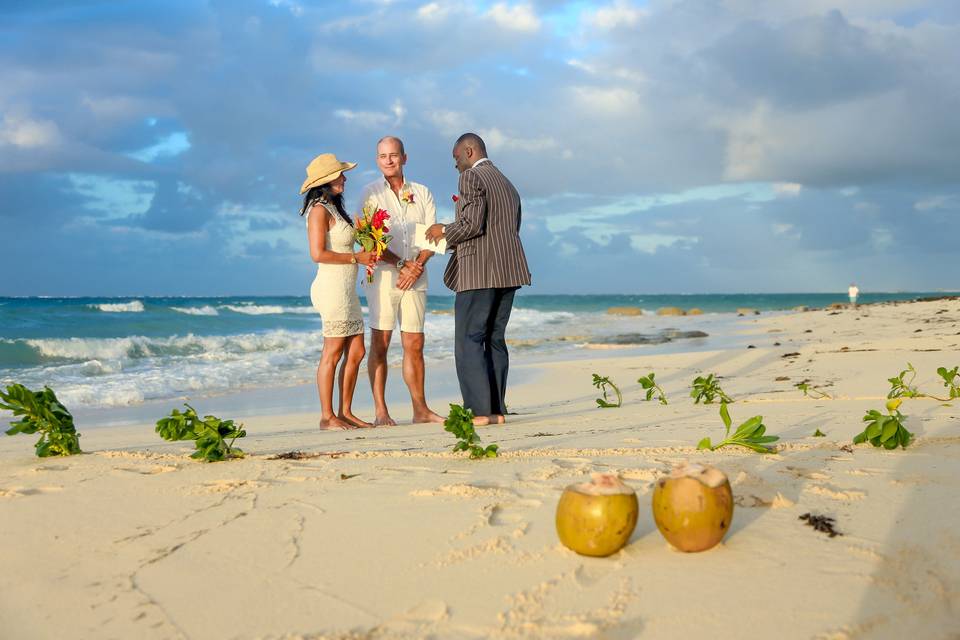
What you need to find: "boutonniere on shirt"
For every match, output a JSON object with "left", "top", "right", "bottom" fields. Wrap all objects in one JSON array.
[
  {"left": 401, "top": 191, "right": 415, "bottom": 205},
  {"left": 452, "top": 194, "right": 459, "bottom": 203}
]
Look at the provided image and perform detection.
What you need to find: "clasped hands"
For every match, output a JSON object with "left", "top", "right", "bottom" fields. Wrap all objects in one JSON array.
[{"left": 396, "top": 260, "right": 424, "bottom": 291}]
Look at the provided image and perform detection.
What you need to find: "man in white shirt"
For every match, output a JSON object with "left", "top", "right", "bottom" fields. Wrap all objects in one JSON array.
[
  {"left": 359, "top": 136, "right": 444, "bottom": 425},
  {"left": 848, "top": 283, "right": 860, "bottom": 308}
]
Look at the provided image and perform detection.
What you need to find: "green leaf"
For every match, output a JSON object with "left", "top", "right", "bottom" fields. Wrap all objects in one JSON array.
[
  {"left": 812, "top": 429, "right": 826, "bottom": 437},
  {"left": 697, "top": 437, "right": 713, "bottom": 450},
  {"left": 864, "top": 418, "right": 885, "bottom": 440},
  {"left": 720, "top": 403, "right": 731, "bottom": 430},
  {"left": 853, "top": 431, "right": 867, "bottom": 444},
  {"left": 880, "top": 420, "right": 898, "bottom": 443},
  {"left": 733, "top": 416, "right": 764, "bottom": 438}
]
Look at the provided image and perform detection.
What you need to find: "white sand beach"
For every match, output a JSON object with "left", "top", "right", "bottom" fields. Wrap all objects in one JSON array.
[{"left": 2, "top": 298, "right": 959, "bottom": 639}]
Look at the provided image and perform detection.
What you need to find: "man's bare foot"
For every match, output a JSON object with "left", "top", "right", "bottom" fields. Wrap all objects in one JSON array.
[
  {"left": 492, "top": 414, "right": 506, "bottom": 424},
  {"left": 374, "top": 414, "right": 397, "bottom": 426},
  {"left": 319, "top": 416, "right": 355, "bottom": 431},
  {"left": 412, "top": 409, "right": 445, "bottom": 424},
  {"left": 472, "top": 415, "right": 491, "bottom": 426},
  {"left": 340, "top": 413, "right": 374, "bottom": 428}
]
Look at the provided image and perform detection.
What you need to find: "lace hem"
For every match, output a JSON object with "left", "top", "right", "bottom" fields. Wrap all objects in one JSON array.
[{"left": 322, "top": 319, "right": 364, "bottom": 337}]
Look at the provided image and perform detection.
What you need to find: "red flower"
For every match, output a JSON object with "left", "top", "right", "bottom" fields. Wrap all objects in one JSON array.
[
  {"left": 371, "top": 208, "right": 390, "bottom": 230},
  {"left": 452, "top": 194, "right": 459, "bottom": 202}
]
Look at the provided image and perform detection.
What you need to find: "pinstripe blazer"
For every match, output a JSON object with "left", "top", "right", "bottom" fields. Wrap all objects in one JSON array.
[{"left": 442, "top": 161, "right": 532, "bottom": 293}]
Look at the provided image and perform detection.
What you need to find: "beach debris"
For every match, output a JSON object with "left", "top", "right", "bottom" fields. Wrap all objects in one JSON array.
[
  {"left": 853, "top": 399, "right": 913, "bottom": 450},
  {"left": 531, "top": 432, "right": 556, "bottom": 437},
  {"left": 656, "top": 306, "right": 685, "bottom": 316},
  {"left": 799, "top": 513, "right": 842, "bottom": 538},
  {"left": 637, "top": 372, "right": 668, "bottom": 405},
  {"left": 556, "top": 473, "right": 638, "bottom": 557},
  {"left": 606, "top": 306, "right": 643, "bottom": 316},
  {"left": 652, "top": 463, "right": 733, "bottom": 552},
  {"left": 0, "top": 383, "right": 82, "bottom": 457},
  {"left": 839, "top": 444, "right": 854, "bottom": 453},
  {"left": 690, "top": 373, "right": 733, "bottom": 404},
  {"left": 697, "top": 402, "right": 779, "bottom": 454},
  {"left": 340, "top": 473, "right": 360, "bottom": 480},
  {"left": 592, "top": 374, "right": 623, "bottom": 408},
  {"left": 775, "top": 376, "right": 790, "bottom": 381},
  {"left": 747, "top": 345, "right": 756, "bottom": 349},
  {"left": 268, "top": 450, "right": 346, "bottom": 460},
  {"left": 444, "top": 404, "right": 499, "bottom": 459},
  {"left": 155, "top": 404, "right": 245, "bottom": 462},
  {"left": 812, "top": 429, "right": 827, "bottom": 437},
  {"left": 781, "top": 352, "right": 801, "bottom": 358},
  {"left": 795, "top": 381, "right": 831, "bottom": 399},
  {"left": 736, "top": 308, "right": 759, "bottom": 316}
]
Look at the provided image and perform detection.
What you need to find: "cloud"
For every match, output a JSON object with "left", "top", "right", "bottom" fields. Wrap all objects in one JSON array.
[
  {"left": 587, "top": 1, "right": 646, "bottom": 30},
  {"left": 487, "top": 3, "right": 540, "bottom": 32},
  {"left": 0, "top": 112, "right": 60, "bottom": 148}
]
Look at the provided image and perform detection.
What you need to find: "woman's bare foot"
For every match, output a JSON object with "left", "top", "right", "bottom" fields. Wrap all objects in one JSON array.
[
  {"left": 340, "top": 413, "right": 375, "bottom": 428},
  {"left": 374, "top": 413, "right": 397, "bottom": 426},
  {"left": 319, "top": 416, "right": 355, "bottom": 431},
  {"left": 412, "top": 409, "right": 445, "bottom": 424}
]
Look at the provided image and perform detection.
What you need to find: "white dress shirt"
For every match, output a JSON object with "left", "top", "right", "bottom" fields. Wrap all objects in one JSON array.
[{"left": 358, "top": 178, "right": 436, "bottom": 292}]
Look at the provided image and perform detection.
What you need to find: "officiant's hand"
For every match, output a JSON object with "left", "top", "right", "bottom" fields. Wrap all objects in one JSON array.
[{"left": 424, "top": 223, "right": 445, "bottom": 244}]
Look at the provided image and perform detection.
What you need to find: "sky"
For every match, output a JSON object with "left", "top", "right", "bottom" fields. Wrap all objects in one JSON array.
[{"left": 1, "top": 0, "right": 958, "bottom": 296}]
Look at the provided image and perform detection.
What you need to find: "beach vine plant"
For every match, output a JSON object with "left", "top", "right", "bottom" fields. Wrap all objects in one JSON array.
[
  {"left": 592, "top": 374, "right": 622, "bottom": 408},
  {"left": 155, "top": 404, "right": 246, "bottom": 462},
  {"left": 697, "top": 402, "right": 779, "bottom": 454},
  {"left": 0, "top": 383, "right": 82, "bottom": 457},
  {"left": 690, "top": 373, "right": 732, "bottom": 404},
  {"left": 444, "top": 404, "right": 499, "bottom": 459},
  {"left": 795, "top": 381, "right": 831, "bottom": 399},
  {"left": 637, "top": 373, "right": 668, "bottom": 405},
  {"left": 886, "top": 362, "right": 956, "bottom": 402},
  {"left": 936, "top": 366, "right": 959, "bottom": 400},
  {"left": 853, "top": 398, "right": 913, "bottom": 450}
]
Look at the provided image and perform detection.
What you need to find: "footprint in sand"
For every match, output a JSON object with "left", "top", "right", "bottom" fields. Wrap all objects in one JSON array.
[{"left": 0, "top": 485, "right": 64, "bottom": 498}]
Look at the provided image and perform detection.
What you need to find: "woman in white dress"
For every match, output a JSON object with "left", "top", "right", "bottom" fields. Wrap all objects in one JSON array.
[{"left": 300, "top": 154, "right": 377, "bottom": 430}]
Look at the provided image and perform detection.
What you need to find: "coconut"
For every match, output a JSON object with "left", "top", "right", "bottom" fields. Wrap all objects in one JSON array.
[
  {"left": 652, "top": 463, "right": 733, "bottom": 552},
  {"left": 556, "top": 473, "right": 639, "bottom": 557}
]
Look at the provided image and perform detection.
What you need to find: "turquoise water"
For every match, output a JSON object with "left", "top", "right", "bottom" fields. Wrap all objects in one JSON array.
[{"left": 0, "top": 292, "right": 953, "bottom": 409}]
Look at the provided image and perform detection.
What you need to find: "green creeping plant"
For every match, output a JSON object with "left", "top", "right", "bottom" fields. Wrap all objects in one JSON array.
[
  {"left": 887, "top": 363, "right": 923, "bottom": 399},
  {"left": 936, "top": 366, "right": 960, "bottom": 400},
  {"left": 697, "top": 402, "right": 779, "bottom": 454},
  {"left": 812, "top": 429, "right": 827, "bottom": 437},
  {"left": 795, "top": 382, "right": 831, "bottom": 399},
  {"left": 853, "top": 399, "right": 913, "bottom": 450},
  {"left": 637, "top": 372, "right": 668, "bottom": 405},
  {"left": 592, "top": 373, "right": 622, "bottom": 408},
  {"left": 155, "top": 404, "right": 246, "bottom": 462},
  {"left": 443, "top": 404, "right": 499, "bottom": 459},
  {"left": 690, "top": 373, "right": 733, "bottom": 405},
  {"left": 1, "top": 383, "right": 82, "bottom": 457}
]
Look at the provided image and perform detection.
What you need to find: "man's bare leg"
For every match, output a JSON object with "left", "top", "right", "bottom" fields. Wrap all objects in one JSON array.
[
  {"left": 401, "top": 331, "right": 444, "bottom": 424},
  {"left": 368, "top": 328, "right": 397, "bottom": 426}
]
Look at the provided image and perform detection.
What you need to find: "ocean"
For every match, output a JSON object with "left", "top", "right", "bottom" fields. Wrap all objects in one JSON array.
[{"left": 0, "top": 292, "right": 953, "bottom": 414}]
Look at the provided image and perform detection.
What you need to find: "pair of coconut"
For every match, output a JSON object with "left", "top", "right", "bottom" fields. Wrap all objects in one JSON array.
[{"left": 556, "top": 463, "right": 733, "bottom": 556}]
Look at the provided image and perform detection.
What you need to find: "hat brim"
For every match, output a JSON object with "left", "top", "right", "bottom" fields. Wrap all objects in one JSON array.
[{"left": 299, "top": 161, "right": 357, "bottom": 194}]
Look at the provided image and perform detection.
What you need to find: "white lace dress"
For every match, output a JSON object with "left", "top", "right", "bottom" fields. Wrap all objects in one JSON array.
[{"left": 306, "top": 201, "right": 364, "bottom": 337}]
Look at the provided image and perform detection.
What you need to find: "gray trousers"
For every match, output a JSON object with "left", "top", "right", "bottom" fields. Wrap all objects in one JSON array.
[{"left": 454, "top": 287, "right": 518, "bottom": 416}]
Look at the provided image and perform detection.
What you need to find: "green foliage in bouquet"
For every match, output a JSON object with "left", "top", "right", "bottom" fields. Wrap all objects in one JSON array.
[
  {"left": 690, "top": 373, "right": 732, "bottom": 404},
  {"left": 637, "top": 372, "right": 668, "bottom": 405},
  {"left": 592, "top": 373, "right": 622, "bottom": 408},
  {"left": 0, "top": 383, "right": 82, "bottom": 457},
  {"left": 155, "top": 404, "right": 246, "bottom": 462},
  {"left": 444, "top": 404, "right": 499, "bottom": 459},
  {"left": 697, "top": 402, "right": 779, "bottom": 454}
]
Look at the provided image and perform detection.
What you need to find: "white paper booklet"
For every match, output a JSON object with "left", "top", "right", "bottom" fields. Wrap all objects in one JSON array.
[{"left": 414, "top": 223, "right": 447, "bottom": 255}]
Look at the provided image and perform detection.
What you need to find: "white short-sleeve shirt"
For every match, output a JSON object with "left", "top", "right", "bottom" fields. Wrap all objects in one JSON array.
[{"left": 358, "top": 178, "right": 437, "bottom": 292}]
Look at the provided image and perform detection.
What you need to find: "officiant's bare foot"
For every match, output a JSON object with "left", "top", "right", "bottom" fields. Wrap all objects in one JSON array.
[
  {"left": 339, "top": 413, "right": 374, "bottom": 428},
  {"left": 472, "top": 415, "right": 492, "bottom": 426},
  {"left": 319, "top": 416, "right": 355, "bottom": 431},
  {"left": 374, "top": 413, "right": 397, "bottom": 427},
  {"left": 492, "top": 414, "right": 506, "bottom": 424},
  {"left": 413, "top": 409, "right": 445, "bottom": 424}
]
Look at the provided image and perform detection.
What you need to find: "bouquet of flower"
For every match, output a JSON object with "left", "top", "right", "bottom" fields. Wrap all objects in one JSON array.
[{"left": 355, "top": 204, "right": 391, "bottom": 283}]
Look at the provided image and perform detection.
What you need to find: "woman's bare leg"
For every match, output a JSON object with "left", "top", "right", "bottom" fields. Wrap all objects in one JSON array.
[
  {"left": 338, "top": 334, "right": 373, "bottom": 427},
  {"left": 317, "top": 337, "right": 354, "bottom": 430}
]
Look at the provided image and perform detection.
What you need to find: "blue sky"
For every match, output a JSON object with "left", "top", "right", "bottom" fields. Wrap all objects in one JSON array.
[{"left": 1, "top": 0, "right": 958, "bottom": 296}]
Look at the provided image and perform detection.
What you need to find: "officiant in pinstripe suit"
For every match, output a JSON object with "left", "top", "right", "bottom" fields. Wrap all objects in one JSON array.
[{"left": 425, "top": 133, "right": 532, "bottom": 426}]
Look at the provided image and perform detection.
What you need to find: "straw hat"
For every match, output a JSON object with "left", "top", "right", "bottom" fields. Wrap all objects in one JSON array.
[{"left": 299, "top": 153, "right": 357, "bottom": 194}]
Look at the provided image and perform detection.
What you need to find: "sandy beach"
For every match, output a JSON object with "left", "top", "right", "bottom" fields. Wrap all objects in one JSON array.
[{"left": 2, "top": 298, "right": 959, "bottom": 639}]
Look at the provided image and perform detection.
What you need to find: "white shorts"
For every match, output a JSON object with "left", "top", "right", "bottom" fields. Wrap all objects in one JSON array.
[{"left": 367, "top": 286, "right": 426, "bottom": 333}]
